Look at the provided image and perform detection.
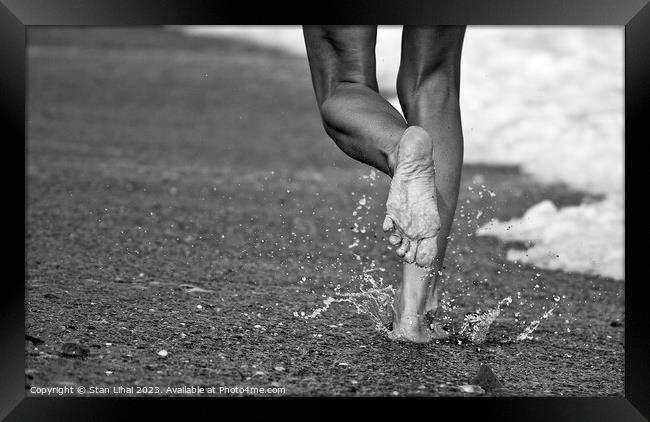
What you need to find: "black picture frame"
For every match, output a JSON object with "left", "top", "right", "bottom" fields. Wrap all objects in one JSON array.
[{"left": 3, "top": 0, "right": 647, "bottom": 419}]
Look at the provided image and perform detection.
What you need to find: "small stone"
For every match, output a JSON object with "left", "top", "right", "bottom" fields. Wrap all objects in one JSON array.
[
  {"left": 157, "top": 350, "right": 169, "bottom": 357},
  {"left": 471, "top": 364, "right": 503, "bottom": 391},
  {"left": 274, "top": 366, "right": 285, "bottom": 372}
]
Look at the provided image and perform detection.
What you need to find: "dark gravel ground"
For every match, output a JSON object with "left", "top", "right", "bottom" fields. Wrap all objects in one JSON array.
[{"left": 25, "top": 27, "right": 624, "bottom": 396}]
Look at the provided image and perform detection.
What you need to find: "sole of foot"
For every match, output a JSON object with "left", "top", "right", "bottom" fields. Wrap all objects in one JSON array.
[{"left": 384, "top": 126, "right": 441, "bottom": 267}]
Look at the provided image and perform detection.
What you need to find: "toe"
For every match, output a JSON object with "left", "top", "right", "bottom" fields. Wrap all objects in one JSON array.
[
  {"left": 404, "top": 240, "right": 417, "bottom": 264},
  {"left": 382, "top": 215, "right": 395, "bottom": 232},
  {"left": 396, "top": 238, "right": 410, "bottom": 257},
  {"left": 388, "top": 233, "right": 402, "bottom": 246},
  {"left": 416, "top": 237, "right": 438, "bottom": 267}
]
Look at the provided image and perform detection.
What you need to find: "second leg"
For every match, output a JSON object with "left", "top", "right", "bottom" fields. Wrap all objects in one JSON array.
[{"left": 392, "top": 25, "right": 466, "bottom": 341}]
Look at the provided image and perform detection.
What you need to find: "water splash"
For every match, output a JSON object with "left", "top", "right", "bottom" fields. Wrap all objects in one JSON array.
[
  {"left": 294, "top": 171, "right": 398, "bottom": 333},
  {"left": 294, "top": 170, "right": 565, "bottom": 344},
  {"left": 516, "top": 302, "right": 558, "bottom": 341},
  {"left": 299, "top": 278, "right": 396, "bottom": 334},
  {"left": 458, "top": 297, "right": 512, "bottom": 344}
]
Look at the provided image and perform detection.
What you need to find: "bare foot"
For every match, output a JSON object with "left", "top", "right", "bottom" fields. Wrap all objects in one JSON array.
[
  {"left": 383, "top": 126, "right": 440, "bottom": 267},
  {"left": 388, "top": 315, "right": 432, "bottom": 343},
  {"left": 389, "top": 288, "right": 449, "bottom": 343}
]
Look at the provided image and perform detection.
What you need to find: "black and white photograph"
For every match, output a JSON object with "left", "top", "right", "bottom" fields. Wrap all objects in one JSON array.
[{"left": 21, "top": 24, "right": 627, "bottom": 398}]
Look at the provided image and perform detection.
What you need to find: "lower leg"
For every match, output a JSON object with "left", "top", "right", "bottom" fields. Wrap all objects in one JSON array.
[
  {"left": 401, "top": 91, "right": 463, "bottom": 318},
  {"left": 392, "top": 26, "right": 465, "bottom": 341}
]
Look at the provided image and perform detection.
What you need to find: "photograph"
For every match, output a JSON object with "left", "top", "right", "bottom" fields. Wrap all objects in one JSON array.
[{"left": 23, "top": 24, "right": 625, "bottom": 399}]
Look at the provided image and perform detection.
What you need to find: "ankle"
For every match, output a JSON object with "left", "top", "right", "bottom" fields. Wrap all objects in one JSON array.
[{"left": 394, "top": 307, "right": 427, "bottom": 323}]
